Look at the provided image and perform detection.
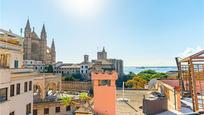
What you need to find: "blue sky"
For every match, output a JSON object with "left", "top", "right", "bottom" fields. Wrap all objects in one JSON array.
[{"left": 0, "top": 0, "right": 204, "bottom": 66}]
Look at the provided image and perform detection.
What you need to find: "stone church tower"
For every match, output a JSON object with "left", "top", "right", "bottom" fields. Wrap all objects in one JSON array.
[
  {"left": 23, "top": 19, "right": 56, "bottom": 64},
  {"left": 97, "top": 47, "right": 107, "bottom": 60},
  {"left": 24, "top": 19, "right": 32, "bottom": 60},
  {"left": 40, "top": 24, "right": 47, "bottom": 63},
  {"left": 51, "top": 38, "right": 56, "bottom": 63}
]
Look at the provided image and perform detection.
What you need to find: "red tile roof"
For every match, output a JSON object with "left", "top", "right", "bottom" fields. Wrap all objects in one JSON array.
[{"left": 160, "top": 80, "right": 179, "bottom": 88}]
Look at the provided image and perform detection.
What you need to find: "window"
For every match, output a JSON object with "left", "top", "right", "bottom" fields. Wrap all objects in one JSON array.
[
  {"left": 35, "top": 67, "right": 37, "bottom": 70},
  {"left": 98, "top": 80, "right": 111, "bottom": 86},
  {"left": 81, "top": 70, "right": 83, "bottom": 73},
  {"left": 44, "top": 108, "right": 49, "bottom": 114},
  {"left": 29, "top": 81, "right": 32, "bottom": 91},
  {"left": 86, "top": 70, "right": 88, "bottom": 74},
  {"left": 33, "top": 109, "right": 37, "bottom": 115},
  {"left": 26, "top": 103, "right": 31, "bottom": 114},
  {"left": 85, "top": 66, "right": 88, "bottom": 68},
  {"left": 10, "top": 84, "right": 15, "bottom": 97},
  {"left": 66, "top": 106, "right": 71, "bottom": 111},
  {"left": 55, "top": 107, "right": 60, "bottom": 113},
  {"left": 0, "top": 88, "right": 7, "bottom": 102},
  {"left": 0, "top": 54, "right": 9, "bottom": 68},
  {"left": 14, "top": 60, "right": 18, "bottom": 68},
  {"left": 24, "top": 82, "right": 28, "bottom": 92},
  {"left": 16, "top": 83, "right": 20, "bottom": 95},
  {"left": 9, "top": 111, "right": 15, "bottom": 115}
]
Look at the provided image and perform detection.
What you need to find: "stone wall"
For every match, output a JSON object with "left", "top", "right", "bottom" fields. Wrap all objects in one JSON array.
[{"left": 61, "top": 81, "right": 92, "bottom": 91}]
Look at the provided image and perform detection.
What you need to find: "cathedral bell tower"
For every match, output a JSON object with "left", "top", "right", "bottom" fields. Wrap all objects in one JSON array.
[
  {"left": 24, "top": 19, "right": 32, "bottom": 60},
  {"left": 97, "top": 47, "right": 107, "bottom": 60},
  {"left": 40, "top": 24, "right": 47, "bottom": 64}
]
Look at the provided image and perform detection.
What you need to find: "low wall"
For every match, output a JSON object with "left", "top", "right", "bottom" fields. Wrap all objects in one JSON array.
[
  {"left": 143, "top": 97, "right": 167, "bottom": 115},
  {"left": 61, "top": 81, "right": 92, "bottom": 91},
  {"left": 157, "top": 81, "right": 181, "bottom": 111}
]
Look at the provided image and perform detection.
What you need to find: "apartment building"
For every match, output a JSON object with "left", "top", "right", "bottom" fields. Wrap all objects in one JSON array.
[{"left": 0, "top": 29, "right": 36, "bottom": 115}]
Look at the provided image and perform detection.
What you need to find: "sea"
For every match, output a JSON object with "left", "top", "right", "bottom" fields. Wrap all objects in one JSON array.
[{"left": 124, "top": 66, "right": 177, "bottom": 74}]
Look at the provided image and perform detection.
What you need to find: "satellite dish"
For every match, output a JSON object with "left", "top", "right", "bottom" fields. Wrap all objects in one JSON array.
[{"left": 148, "top": 78, "right": 157, "bottom": 89}]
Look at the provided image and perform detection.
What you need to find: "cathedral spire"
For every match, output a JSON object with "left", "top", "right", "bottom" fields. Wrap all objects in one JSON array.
[
  {"left": 51, "top": 38, "right": 56, "bottom": 63},
  {"left": 102, "top": 46, "right": 105, "bottom": 52},
  {"left": 41, "top": 24, "right": 47, "bottom": 40},
  {"left": 25, "top": 18, "right": 31, "bottom": 31},
  {"left": 51, "top": 38, "right": 55, "bottom": 50},
  {"left": 24, "top": 18, "right": 31, "bottom": 37}
]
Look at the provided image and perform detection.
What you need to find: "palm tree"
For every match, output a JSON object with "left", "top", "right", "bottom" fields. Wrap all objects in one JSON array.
[
  {"left": 60, "top": 93, "right": 94, "bottom": 114},
  {"left": 60, "top": 96, "right": 78, "bottom": 109},
  {"left": 79, "top": 92, "right": 90, "bottom": 102},
  {"left": 79, "top": 92, "right": 94, "bottom": 113}
]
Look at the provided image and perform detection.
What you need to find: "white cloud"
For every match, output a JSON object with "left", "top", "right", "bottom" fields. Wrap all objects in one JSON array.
[{"left": 178, "top": 46, "right": 203, "bottom": 58}]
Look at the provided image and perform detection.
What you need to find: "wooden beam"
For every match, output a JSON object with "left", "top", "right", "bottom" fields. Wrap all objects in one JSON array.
[{"left": 189, "top": 59, "right": 199, "bottom": 112}]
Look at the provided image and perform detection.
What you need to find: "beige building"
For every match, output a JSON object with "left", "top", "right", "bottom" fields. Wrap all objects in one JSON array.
[
  {"left": 32, "top": 73, "right": 76, "bottom": 115},
  {"left": 0, "top": 29, "right": 36, "bottom": 115},
  {"left": 23, "top": 60, "right": 45, "bottom": 72},
  {"left": 54, "top": 63, "right": 81, "bottom": 75},
  {"left": 23, "top": 19, "right": 56, "bottom": 64},
  {"left": 92, "top": 47, "right": 124, "bottom": 77}
]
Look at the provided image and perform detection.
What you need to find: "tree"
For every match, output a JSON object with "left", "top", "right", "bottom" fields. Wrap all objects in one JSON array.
[
  {"left": 139, "top": 70, "right": 157, "bottom": 75},
  {"left": 72, "top": 73, "right": 84, "bottom": 81},
  {"left": 79, "top": 92, "right": 90, "bottom": 102},
  {"left": 63, "top": 73, "right": 85, "bottom": 81},
  {"left": 116, "top": 72, "right": 136, "bottom": 87},
  {"left": 79, "top": 92, "right": 94, "bottom": 113},
  {"left": 44, "top": 65, "right": 53, "bottom": 73},
  {"left": 60, "top": 96, "right": 78, "bottom": 109},
  {"left": 60, "top": 93, "right": 94, "bottom": 113},
  {"left": 137, "top": 70, "right": 168, "bottom": 81},
  {"left": 125, "top": 76, "right": 147, "bottom": 89},
  {"left": 125, "top": 70, "right": 168, "bottom": 89},
  {"left": 64, "top": 75, "right": 75, "bottom": 81}
]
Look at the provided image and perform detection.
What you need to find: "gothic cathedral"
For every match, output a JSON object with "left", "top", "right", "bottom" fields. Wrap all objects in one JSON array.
[{"left": 23, "top": 19, "right": 56, "bottom": 64}]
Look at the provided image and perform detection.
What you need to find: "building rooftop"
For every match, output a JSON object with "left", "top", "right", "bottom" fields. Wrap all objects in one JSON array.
[
  {"left": 11, "top": 68, "right": 37, "bottom": 80},
  {"left": 60, "top": 64, "right": 80, "bottom": 69},
  {"left": 160, "top": 80, "right": 179, "bottom": 88},
  {"left": 0, "top": 29, "right": 23, "bottom": 46}
]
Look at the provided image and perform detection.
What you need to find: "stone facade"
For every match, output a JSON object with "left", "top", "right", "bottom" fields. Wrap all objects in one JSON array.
[
  {"left": 32, "top": 74, "right": 74, "bottom": 115},
  {"left": 53, "top": 48, "right": 123, "bottom": 79},
  {"left": 23, "top": 19, "right": 56, "bottom": 64},
  {"left": 61, "top": 81, "right": 92, "bottom": 91},
  {"left": 92, "top": 48, "right": 124, "bottom": 77},
  {"left": 97, "top": 47, "right": 107, "bottom": 60}
]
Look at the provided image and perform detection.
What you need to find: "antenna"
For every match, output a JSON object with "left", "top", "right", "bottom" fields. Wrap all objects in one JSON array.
[{"left": 123, "top": 82, "right": 125, "bottom": 100}]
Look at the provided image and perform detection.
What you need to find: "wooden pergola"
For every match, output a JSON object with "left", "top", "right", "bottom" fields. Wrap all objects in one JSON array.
[{"left": 176, "top": 50, "right": 204, "bottom": 112}]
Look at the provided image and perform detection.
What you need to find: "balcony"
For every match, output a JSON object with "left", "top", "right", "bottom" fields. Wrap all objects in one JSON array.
[
  {"left": 11, "top": 68, "right": 37, "bottom": 80},
  {"left": 0, "top": 40, "right": 22, "bottom": 52}
]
